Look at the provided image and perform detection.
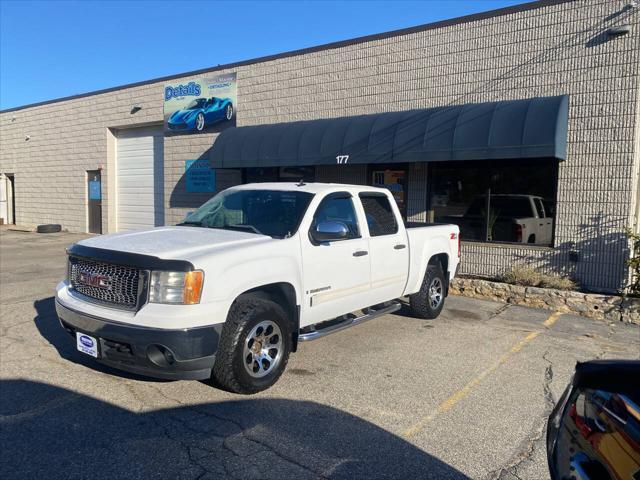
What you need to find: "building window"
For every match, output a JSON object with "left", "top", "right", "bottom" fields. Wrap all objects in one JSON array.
[
  {"left": 244, "top": 166, "right": 315, "bottom": 183},
  {"left": 369, "top": 164, "right": 408, "bottom": 218},
  {"left": 428, "top": 159, "right": 558, "bottom": 246}
]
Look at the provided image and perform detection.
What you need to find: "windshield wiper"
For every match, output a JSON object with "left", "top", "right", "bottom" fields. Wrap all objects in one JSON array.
[
  {"left": 225, "top": 224, "right": 263, "bottom": 235},
  {"left": 177, "top": 221, "right": 203, "bottom": 227}
]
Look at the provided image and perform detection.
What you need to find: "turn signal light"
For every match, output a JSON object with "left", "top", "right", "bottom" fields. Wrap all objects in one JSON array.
[{"left": 184, "top": 271, "right": 204, "bottom": 305}]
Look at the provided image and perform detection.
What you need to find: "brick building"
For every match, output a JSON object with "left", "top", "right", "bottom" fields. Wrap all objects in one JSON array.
[{"left": 1, "top": 0, "right": 639, "bottom": 293}]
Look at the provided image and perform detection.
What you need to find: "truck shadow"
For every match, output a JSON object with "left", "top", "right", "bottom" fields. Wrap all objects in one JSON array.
[
  {"left": 33, "top": 296, "right": 168, "bottom": 382},
  {"left": 1, "top": 379, "right": 469, "bottom": 479}
]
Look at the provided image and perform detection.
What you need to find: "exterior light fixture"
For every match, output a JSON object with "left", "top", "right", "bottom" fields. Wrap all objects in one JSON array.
[
  {"left": 130, "top": 105, "right": 142, "bottom": 114},
  {"left": 25, "top": 135, "right": 30, "bottom": 141},
  {"left": 607, "top": 25, "right": 631, "bottom": 38}
]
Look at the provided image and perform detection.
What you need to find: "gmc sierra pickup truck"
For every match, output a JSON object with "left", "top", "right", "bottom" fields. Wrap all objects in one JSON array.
[{"left": 56, "top": 183, "right": 460, "bottom": 393}]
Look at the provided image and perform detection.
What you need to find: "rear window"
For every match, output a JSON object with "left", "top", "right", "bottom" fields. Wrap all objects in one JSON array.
[
  {"left": 360, "top": 194, "right": 398, "bottom": 236},
  {"left": 466, "top": 196, "right": 532, "bottom": 218}
]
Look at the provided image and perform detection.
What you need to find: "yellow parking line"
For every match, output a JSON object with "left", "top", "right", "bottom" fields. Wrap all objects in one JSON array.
[
  {"left": 402, "top": 310, "right": 561, "bottom": 439},
  {"left": 543, "top": 311, "right": 563, "bottom": 327}
]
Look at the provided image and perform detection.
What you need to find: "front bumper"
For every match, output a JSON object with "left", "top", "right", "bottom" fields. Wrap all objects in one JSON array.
[{"left": 55, "top": 301, "right": 221, "bottom": 380}]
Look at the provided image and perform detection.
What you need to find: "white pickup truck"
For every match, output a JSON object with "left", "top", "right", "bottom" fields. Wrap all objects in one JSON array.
[{"left": 56, "top": 183, "right": 460, "bottom": 393}]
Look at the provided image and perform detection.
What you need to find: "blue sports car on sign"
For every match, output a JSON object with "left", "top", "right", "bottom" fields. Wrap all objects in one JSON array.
[{"left": 167, "top": 97, "right": 234, "bottom": 132}]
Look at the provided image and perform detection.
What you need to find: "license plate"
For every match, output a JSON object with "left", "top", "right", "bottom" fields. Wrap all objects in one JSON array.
[{"left": 76, "top": 332, "right": 99, "bottom": 358}]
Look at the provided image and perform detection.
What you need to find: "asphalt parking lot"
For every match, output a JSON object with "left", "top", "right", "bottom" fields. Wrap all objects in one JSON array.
[{"left": 1, "top": 229, "right": 638, "bottom": 480}]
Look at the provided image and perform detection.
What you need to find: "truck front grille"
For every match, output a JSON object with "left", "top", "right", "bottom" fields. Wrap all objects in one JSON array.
[{"left": 68, "top": 256, "right": 143, "bottom": 309}]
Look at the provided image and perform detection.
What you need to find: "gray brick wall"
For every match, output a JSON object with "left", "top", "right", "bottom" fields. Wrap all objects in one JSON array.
[{"left": 1, "top": 0, "right": 639, "bottom": 292}]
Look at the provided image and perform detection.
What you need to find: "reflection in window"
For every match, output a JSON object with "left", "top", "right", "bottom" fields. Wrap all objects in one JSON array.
[{"left": 429, "top": 159, "right": 558, "bottom": 246}]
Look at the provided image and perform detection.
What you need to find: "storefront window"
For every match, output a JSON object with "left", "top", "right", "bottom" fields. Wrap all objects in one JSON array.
[
  {"left": 370, "top": 166, "right": 407, "bottom": 218},
  {"left": 244, "top": 166, "right": 315, "bottom": 183},
  {"left": 429, "top": 159, "right": 558, "bottom": 246}
]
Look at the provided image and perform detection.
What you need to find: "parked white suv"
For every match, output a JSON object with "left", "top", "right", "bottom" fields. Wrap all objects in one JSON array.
[{"left": 56, "top": 183, "right": 460, "bottom": 393}]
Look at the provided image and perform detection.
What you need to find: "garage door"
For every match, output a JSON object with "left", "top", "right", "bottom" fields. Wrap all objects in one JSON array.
[{"left": 116, "top": 127, "right": 164, "bottom": 231}]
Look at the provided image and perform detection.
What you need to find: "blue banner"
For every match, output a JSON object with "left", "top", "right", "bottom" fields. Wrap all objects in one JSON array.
[{"left": 164, "top": 72, "right": 237, "bottom": 135}]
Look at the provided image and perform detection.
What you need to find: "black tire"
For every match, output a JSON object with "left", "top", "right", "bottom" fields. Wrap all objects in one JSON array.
[
  {"left": 225, "top": 103, "right": 233, "bottom": 121},
  {"left": 36, "top": 224, "right": 61, "bottom": 233},
  {"left": 211, "top": 297, "right": 292, "bottom": 394},
  {"left": 409, "top": 264, "right": 446, "bottom": 319}
]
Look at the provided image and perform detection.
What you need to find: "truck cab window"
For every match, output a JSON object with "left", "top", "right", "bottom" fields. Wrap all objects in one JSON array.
[
  {"left": 360, "top": 194, "right": 398, "bottom": 236},
  {"left": 313, "top": 195, "right": 360, "bottom": 239}
]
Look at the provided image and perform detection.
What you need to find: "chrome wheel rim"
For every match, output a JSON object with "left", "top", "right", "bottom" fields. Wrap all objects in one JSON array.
[
  {"left": 242, "top": 320, "right": 283, "bottom": 378},
  {"left": 225, "top": 104, "right": 233, "bottom": 120},
  {"left": 429, "top": 278, "right": 443, "bottom": 309},
  {"left": 196, "top": 113, "right": 205, "bottom": 131}
]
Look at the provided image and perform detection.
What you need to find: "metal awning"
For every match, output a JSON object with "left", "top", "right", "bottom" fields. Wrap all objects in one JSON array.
[{"left": 210, "top": 95, "right": 568, "bottom": 168}]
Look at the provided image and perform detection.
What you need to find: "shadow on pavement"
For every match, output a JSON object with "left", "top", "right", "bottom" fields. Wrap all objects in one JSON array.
[
  {"left": 1, "top": 379, "right": 469, "bottom": 479},
  {"left": 33, "top": 296, "right": 168, "bottom": 383}
]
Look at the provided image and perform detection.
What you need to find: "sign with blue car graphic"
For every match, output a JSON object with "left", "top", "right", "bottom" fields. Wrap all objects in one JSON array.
[{"left": 164, "top": 72, "right": 237, "bottom": 135}]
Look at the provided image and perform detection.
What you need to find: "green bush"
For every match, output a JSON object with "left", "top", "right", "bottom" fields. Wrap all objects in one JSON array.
[{"left": 500, "top": 266, "right": 577, "bottom": 291}]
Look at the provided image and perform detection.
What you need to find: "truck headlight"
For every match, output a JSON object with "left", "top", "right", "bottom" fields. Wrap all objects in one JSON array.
[{"left": 149, "top": 271, "right": 204, "bottom": 304}]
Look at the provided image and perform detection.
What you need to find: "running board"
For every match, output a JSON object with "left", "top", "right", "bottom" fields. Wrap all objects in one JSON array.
[{"left": 298, "top": 303, "right": 401, "bottom": 342}]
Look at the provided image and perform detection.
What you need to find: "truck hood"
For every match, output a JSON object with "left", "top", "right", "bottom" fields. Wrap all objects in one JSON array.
[{"left": 76, "top": 226, "right": 273, "bottom": 261}]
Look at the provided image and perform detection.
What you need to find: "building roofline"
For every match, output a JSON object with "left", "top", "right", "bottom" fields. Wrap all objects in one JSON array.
[{"left": 0, "top": 0, "right": 573, "bottom": 114}]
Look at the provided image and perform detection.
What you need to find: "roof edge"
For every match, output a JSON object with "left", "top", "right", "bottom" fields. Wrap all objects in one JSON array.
[{"left": 1, "top": 0, "right": 573, "bottom": 114}]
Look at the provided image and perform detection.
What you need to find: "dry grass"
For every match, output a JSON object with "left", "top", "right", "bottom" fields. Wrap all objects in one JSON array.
[{"left": 499, "top": 266, "right": 577, "bottom": 291}]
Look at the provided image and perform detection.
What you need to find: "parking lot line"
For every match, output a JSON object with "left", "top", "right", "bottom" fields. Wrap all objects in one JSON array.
[{"left": 402, "top": 310, "right": 562, "bottom": 439}]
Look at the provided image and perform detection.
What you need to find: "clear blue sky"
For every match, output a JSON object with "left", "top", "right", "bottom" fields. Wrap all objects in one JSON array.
[{"left": 0, "top": 0, "right": 527, "bottom": 110}]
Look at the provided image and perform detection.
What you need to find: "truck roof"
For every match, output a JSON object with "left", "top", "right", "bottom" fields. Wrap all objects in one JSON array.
[{"left": 230, "top": 182, "right": 391, "bottom": 195}]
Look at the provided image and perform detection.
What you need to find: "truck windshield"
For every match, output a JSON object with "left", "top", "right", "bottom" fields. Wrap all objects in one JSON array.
[{"left": 179, "top": 189, "right": 314, "bottom": 239}]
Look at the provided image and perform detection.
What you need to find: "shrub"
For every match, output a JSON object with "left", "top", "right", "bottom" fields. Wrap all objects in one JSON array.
[{"left": 499, "top": 266, "right": 577, "bottom": 291}]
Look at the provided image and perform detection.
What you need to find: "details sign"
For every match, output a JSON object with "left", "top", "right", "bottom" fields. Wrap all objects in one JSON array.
[
  {"left": 185, "top": 160, "right": 216, "bottom": 193},
  {"left": 164, "top": 72, "right": 237, "bottom": 135}
]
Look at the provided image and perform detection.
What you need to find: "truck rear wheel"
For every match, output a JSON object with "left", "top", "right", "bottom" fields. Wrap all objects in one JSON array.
[
  {"left": 409, "top": 264, "right": 446, "bottom": 319},
  {"left": 211, "top": 297, "right": 292, "bottom": 394}
]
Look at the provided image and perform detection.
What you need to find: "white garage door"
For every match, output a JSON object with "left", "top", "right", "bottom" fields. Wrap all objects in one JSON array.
[{"left": 116, "top": 127, "right": 164, "bottom": 231}]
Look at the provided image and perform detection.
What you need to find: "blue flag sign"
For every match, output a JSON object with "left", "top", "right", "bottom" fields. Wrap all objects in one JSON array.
[{"left": 185, "top": 160, "right": 216, "bottom": 193}]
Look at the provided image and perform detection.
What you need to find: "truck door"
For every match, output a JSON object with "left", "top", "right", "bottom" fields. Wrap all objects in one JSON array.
[
  {"left": 301, "top": 192, "right": 371, "bottom": 326},
  {"left": 359, "top": 192, "right": 409, "bottom": 303}
]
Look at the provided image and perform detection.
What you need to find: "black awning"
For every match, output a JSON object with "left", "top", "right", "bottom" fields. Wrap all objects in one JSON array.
[{"left": 210, "top": 95, "right": 568, "bottom": 168}]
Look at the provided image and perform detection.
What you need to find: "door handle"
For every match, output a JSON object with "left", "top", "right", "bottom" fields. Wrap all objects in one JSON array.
[
  {"left": 353, "top": 250, "right": 368, "bottom": 257},
  {"left": 394, "top": 244, "right": 406, "bottom": 250}
]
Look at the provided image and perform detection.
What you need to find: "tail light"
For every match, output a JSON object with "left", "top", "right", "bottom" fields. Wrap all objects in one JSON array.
[
  {"left": 457, "top": 233, "right": 461, "bottom": 258},
  {"left": 515, "top": 224, "right": 523, "bottom": 242}
]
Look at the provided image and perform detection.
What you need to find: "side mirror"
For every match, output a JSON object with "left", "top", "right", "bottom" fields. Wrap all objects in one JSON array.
[
  {"left": 546, "top": 360, "right": 640, "bottom": 480},
  {"left": 311, "top": 221, "right": 349, "bottom": 243}
]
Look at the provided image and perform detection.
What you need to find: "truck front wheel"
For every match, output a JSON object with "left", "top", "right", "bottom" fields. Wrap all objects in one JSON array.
[
  {"left": 211, "top": 297, "right": 292, "bottom": 394},
  {"left": 409, "top": 264, "right": 446, "bottom": 319}
]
